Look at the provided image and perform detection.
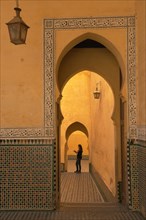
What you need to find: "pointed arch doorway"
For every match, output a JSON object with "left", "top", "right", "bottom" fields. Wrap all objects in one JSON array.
[
  {"left": 64, "top": 122, "right": 89, "bottom": 173},
  {"left": 57, "top": 36, "right": 122, "bottom": 204}
]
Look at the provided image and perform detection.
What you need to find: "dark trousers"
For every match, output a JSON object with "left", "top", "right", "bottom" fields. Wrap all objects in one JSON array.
[{"left": 76, "top": 158, "right": 81, "bottom": 172}]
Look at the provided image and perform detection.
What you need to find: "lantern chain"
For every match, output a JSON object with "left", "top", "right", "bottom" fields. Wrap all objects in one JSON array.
[{"left": 16, "top": 0, "right": 19, "bottom": 8}]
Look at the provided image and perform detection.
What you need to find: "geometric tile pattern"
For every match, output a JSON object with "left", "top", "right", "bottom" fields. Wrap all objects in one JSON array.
[
  {"left": 117, "top": 181, "right": 122, "bottom": 203},
  {"left": 127, "top": 141, "right": 146, "bottom": 218},
  {"left": 127, "top": 141, "right": 132, "bottom": 207},
  {"left": 129, "top": 145, "right": 139, "bottom": 210},
  {"left": 0, "top": 141, "right": 55, "bottom": 210},
  {"left": 137, "top": 145, "right": 146, "bottom": 217},
  {"left": 0, "top": 206, "right": 145, "bottom": 220}
]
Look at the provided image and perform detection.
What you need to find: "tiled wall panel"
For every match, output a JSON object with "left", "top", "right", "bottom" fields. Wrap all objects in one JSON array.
[
  {"left": 127, "top": 142, "right": 146, "bottom": 218},
  {"left": 0, "top": 141, "right": 55, "bottom": 210},
  {"left": 129, "top": 146, "right": 139, "bottom": 209},
  {"left": 137, "top": 146, "right": 146, "bottom": 217}
]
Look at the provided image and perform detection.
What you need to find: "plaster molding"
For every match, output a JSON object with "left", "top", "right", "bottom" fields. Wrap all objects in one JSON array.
[
  {"left": 120, "top": 93, "right": 127, "bottom": 103},
  {"left": 127, "top": 26, "right": 137, "bottom": 138},
  {"left": 0, "top": 16, "right": 136, "bottom": 139},
  {"left": 0, "top": 138, "right": 54, "bottom": 145},
  {"left": 137, "top": 125, "right": 146, "bottom": 141}
]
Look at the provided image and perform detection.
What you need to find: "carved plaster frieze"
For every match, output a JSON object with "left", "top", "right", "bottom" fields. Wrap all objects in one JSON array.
[
  {"left": 0, "top": 138, "right": 54, "bottom": 145},
  {"left": 45, "top": 17, "right": 130, "bottom": 29},
  {"left": 0, "top": 128, "right": 45, "bottom": 138},
  {"left": 0, "top": 16, "right": 136, "bottom": 139},
  {"left": 137, "top": 126, "right": 146, "bottom": 141},
  {"left": 127, "top": 25, "right": 137, "bottom": 139}
]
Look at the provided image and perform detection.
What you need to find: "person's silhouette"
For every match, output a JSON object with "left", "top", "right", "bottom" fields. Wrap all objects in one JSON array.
[{"left": 74, "top": 144, "right": 83, "bottom": 173}]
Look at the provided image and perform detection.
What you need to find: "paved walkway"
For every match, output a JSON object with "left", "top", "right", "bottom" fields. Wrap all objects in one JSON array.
[
  {"left": 67, "top": 159, "right": 89, "bottom": 172},
  {"left": 61, "top": 172, "right": 104, "bottom": 204}
]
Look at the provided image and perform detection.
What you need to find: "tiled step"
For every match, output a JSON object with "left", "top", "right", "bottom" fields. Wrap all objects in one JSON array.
[
  {"left": 61, "top": 201, "right": 120, "bottom": 206},
  {"left": 1, "top": 209, "right": 144, "bottom": 220},
  {"left": 60, "top": 202, "right": 128, "bottom": 214},
  {"left": 61, "top": 202, "right": 125, "bottom": 209}
]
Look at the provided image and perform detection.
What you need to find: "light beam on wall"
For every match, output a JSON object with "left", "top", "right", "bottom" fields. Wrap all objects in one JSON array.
[{"left": 6, "top": 0, "right": 30, "bottom": 45}]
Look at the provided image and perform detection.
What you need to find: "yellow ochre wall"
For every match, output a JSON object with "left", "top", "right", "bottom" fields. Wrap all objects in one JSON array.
[
  {"left": 90, "top": 74, "right": 116, "bottom": 195},
  {"left": 1, "top": 0, "right": 145, "bottom": 128}
]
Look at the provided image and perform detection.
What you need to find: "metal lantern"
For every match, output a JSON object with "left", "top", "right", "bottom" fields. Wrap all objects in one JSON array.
[
  {"left": 93, "top": 90, "right": 101, "bottom": 99},
  {"left": 93, "top": 82, "right": 101, "bottom": 99},
  {"left": 6, "top": 7, "right": 29, "bottom": 45}
]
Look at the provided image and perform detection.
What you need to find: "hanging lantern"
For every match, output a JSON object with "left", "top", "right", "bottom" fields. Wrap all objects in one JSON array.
[
  {"left": 93, "top": 89, "right": 101, "bottom": 99},
  {"left": 93, "top": 82, "right": 101, "bottom": 99},
  {"left": 6, "top": 6, "right": 29, "bottom": 45}
]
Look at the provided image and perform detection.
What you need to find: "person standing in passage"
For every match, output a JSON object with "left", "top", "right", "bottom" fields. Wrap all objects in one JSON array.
[{"left": 74, "top": 144, "right": 83, "bottom": 173}]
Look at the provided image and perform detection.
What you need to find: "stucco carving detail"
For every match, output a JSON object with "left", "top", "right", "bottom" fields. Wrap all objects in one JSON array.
[
  {"left": 0, "top": 128, "right": 44, "bottom": 138},
  {"left": 52, "top": 17, "right": 128, "bottom": 29},
  {"left": 128, "top": 26, "right": 137, "bottom": 138},
  {"left": 0, "top": 138, "right": 53, "bottom": 145},
  {"left": 137, "top": 126, "right": 146, "bottom": 141},
  {"left": 44, "top": 30, "right": 54, "bottom": 127},
  {"left": 0, "top": 16, "right": 143, "bottom": 140}
]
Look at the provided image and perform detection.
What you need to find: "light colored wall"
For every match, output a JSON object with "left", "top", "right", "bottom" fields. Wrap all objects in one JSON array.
[{"left": 90, "top": 74, "right": 116, "bottom": 195}]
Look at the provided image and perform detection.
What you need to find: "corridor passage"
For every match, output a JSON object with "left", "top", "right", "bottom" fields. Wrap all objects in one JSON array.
[{"left": 61, "top": 172, "right": 104, "bottom": 204}]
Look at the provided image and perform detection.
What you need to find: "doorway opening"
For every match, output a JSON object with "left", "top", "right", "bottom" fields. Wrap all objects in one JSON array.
[
  {"left": 56, "top": 35, "right": 124, "bottom": 207},
  {"left": 65, "top": 122, "right": 89, "bottom": 173},
  {"left": 59, "top": 67, "right": 118, "bottom": 205}
]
